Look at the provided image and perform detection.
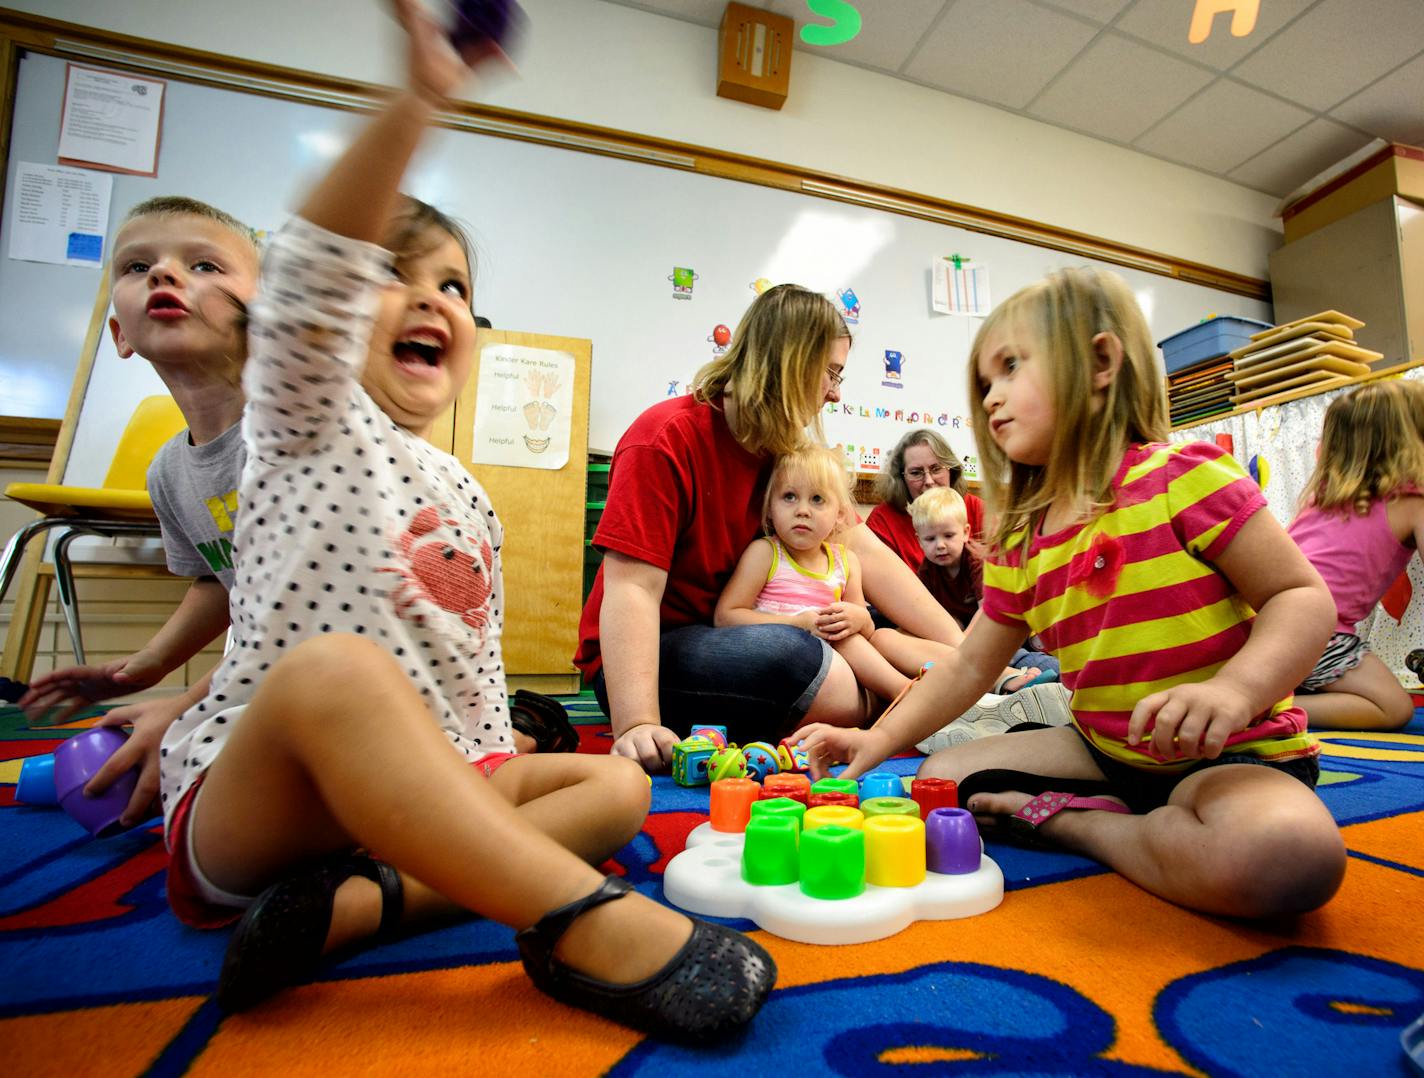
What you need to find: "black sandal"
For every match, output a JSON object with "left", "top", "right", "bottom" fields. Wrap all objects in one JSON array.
[
  {"left": 510, "top": 689, "right": 579, "bottom": 754},
  {"left": 217, "top": 853, "right": 403, "bottom": 1013},
  {"left": 516, "top": 875, "right": 776, "bottom": 1042}
]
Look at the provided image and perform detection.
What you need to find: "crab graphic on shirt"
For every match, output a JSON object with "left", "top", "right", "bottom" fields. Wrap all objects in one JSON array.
[{"left": 381, "top": 505, "right": 493, "bottom": 634}]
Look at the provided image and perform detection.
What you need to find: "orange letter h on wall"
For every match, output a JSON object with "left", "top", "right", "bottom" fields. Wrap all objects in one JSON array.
[{"left": 1188, "top": 0, "right": 1260, "bottom": 44}]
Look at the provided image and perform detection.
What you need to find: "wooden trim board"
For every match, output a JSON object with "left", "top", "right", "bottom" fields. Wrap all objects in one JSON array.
[
  {"left": 1232, "top": 321, "right": 1352, "bottom": 357},
  {"left": 1249, "top": 310, "right": 1364, "bottom": 340},
  {"left": 1231, "top": 370, "right": 1353, "bottom": 405},
  {"left": 1229, "top": 353, "right": 1373, "bottom": 390}
]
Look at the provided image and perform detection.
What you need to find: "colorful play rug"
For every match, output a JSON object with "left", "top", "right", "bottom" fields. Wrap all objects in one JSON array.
[{"left": 3, "top": 698, "right": 1423, "bottom": 1076}]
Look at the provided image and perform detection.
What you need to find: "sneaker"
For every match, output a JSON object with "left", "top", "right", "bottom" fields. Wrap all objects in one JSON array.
[{"left": 915, "top": 683, "right": 1074, "bottom": 755}]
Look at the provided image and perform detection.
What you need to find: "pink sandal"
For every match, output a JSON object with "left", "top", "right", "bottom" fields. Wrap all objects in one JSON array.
[{"left": 1008, "top": 791, "right": 1131, "bottom": 846}]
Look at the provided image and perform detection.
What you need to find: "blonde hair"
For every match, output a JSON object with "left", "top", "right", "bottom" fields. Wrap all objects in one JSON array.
[
  {"left": 114, "top": 196, "right": 259, "bottom": 388},
  {"left": 762, "top": 445, "right": 854, "bottom": 537},
  {"left": 909, "top": 486, "right": 967, "bottom": 531},
  {"left": 694, "top": 284, "right": 849, "bottom": 457},
  {"left": 1300, "top": 379, "right": 1424, "bottom": 516},
  {"left": 119, "top": 196, "right": 259, "bottom": 259},
  {"left": 875, "top": 428, "right": 968, "bottom": 510},
  {"left": 969, "top": 267, "right": 1169, "bottom": 550}
]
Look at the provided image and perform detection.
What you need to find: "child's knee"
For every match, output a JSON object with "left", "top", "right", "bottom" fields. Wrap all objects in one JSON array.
[
  {"left": 258, "top": 634, "right": 401, "bottom": 708},
  {"left": 1215, "top": 814, "right": 1346, "bottom": 917}
]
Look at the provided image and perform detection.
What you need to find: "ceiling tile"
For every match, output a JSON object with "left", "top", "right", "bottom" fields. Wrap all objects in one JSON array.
[
  {"left": 1038, "top": 0, "right": 1133, "bottom": 22},
  {"left": 1133, "top": 78, "right": 1313, "bottom": 173},
  {"left": 1115, "top": 0, "right": 1315, "bottom": 71},
  {"left": 903, "top": 0, "right": 1099, "bottom": 109},
  {"left": 1028, "top": 31, "right": 1214, "bottom": 143},
  {"left": 765, "top": 0, "right": 950, "bottom": 72},
  {"left": 1233, "top": 0, "right": 1424, "bottom": 111},
  {"left": 1330, "top": 53, "right": 1424, "bottom": 146},
  {"left": 1227, "top": 118, "right": 1375, "bottom": 196}
]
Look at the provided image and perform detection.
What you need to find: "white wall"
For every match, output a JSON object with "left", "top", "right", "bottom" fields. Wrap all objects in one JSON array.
[{"left": 13, "top": 0, "right": 1282, "bottom": 278}]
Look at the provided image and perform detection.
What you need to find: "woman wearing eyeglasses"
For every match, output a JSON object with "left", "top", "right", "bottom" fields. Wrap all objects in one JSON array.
[{"left": 867, "top": 429, "right": 986, "bottom": 571}]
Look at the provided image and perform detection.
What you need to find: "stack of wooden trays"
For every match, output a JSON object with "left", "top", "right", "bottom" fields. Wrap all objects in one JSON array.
[
  {"left": 1227, "top": 310, "right": 1380, "bottom": 407},
  {"left": 1169, "top": 358, "right": 1235, "bottom": 426}
]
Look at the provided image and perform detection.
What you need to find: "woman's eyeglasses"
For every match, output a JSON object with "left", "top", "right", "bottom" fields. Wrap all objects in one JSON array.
[
  {"left": 825, "top": 366, "right": 844, "bottom": 388},
  {"left": 903, "top": 463, "right": 947, "bottom": 482}
]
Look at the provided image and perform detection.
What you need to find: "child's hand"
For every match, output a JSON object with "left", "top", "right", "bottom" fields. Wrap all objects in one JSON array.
[
  {"left": 795, "top": 724, "right": 893, "bottom": 781},
  {"left": 1127, "top": 681, "right": 1253, "bottom": 761},
  {"left": 83, "top": 697, "right": 186, "bottom": 827},
  {"left": 611, "top": 722, "right": 680, "bottom": 772},
  {"left": 793, "top": 610, "right": 822, "bottom": 634},
  {"left": 19, "top": 653, "right": 167, "bottom": 726},
  {"left": 393, "top": 0, "right": 503, "bottom": 105},
  {"left": 814, "top": 602, "right": 872, "bottom": 642}
]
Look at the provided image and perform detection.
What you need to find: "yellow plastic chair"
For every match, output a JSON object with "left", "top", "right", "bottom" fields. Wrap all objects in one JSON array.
[{"left": 0, "top": 395, "right": 188, "bottom": 664}]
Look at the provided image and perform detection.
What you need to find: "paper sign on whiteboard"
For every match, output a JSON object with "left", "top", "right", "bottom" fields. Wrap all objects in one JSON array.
[
  {"left": 470, "top": 344, "right": 574, "bottom": 469},
  {"left": 58, "top": 64, "right": 165, "bottom": 177},
  {"left": 932, "top": 258, "right": 991, "bottom": 316},
  {"left": 7, "top": 162, "right": 112, "bottom": 266}
]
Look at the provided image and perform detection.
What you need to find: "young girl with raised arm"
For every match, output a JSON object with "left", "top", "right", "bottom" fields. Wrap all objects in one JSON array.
[
  {"left": 158, "top": 2, "right": 773, "bottom": 1040},
  {"left": 716, "top": 445, "right": 910, "bottom": 702},
  {"left": 1287, "top": 379, "right": 1424, "bottom": 731},
  {"left": 796, "top": 267, "right": 1347, "bottom": 919}
]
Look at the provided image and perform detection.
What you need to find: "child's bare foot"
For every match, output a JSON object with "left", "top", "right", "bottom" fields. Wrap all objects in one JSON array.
[{"left": 966, "top": 787, "right": 1129, "bottom": 847}]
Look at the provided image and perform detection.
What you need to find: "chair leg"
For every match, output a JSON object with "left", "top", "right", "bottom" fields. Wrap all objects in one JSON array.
[
  {"left": 51, "top": 529, "right": 87, "bottom": 666},
  {"left": 0, "top": 518, "right": 65, "bottom": 605}
]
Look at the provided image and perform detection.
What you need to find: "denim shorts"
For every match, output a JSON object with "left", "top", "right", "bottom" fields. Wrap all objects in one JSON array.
[
  {"left": 592, "top": 623, "right": 833, "bottom": 743},
  {"left": 1081, "top": 732, "right": 1320, "bottom": 815}
]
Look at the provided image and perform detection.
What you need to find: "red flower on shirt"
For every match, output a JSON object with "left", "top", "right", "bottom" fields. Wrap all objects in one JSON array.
[{"left": 1069, "top": 532, "right": 1125, "bottom": 599}]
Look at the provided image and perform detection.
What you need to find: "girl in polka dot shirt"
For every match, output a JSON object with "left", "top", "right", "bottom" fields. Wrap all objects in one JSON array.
[{"left": 157, "top": 1, "right": 774, "bottom": 1041}]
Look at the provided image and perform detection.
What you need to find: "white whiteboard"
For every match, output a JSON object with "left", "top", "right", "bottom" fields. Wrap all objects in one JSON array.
[{"left": 1, "top": 50, "right": 1270, "bottom": 481}]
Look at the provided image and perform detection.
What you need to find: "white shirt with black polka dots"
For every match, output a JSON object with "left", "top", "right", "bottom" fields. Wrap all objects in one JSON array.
[{"left": 159, "top": 217, "right": 513, "bottom": 838}]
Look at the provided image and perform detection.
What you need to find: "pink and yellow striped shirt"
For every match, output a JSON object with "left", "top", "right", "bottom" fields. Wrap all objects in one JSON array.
[{"left": 981, "top": 441, "right": 1316, "bottom": 771}]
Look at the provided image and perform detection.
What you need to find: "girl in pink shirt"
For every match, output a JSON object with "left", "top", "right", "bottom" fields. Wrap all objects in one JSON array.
[
  {"left": 1288, "top": 379, "right": 1424, "bottom": 731},
  {"left": 716, "top": 445, "right": 909, "bottom": 701}
]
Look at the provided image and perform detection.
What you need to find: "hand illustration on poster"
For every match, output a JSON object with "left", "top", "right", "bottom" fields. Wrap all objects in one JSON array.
[{"left": 471, "top": 344, "right": 575, "bottom": 470}]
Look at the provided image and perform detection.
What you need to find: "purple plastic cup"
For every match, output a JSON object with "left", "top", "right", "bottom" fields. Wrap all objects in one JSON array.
[
  {"left": 926, "top": 807, "right": 980, "bottom": 875},
  {"left": 15, "top": 753, "right": 58, "bottom": 805},
  {"left": 448, "top": 0, "right": 527, "bottom": 52},
  {"left": 53, "top": 727, "right": 138, "bottom": 838}
]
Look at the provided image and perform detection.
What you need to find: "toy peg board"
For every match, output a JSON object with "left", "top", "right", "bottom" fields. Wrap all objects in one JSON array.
[
  {"left": 451, "top": 329, "right": 591, "bottom": 688},
  {"left": 664, "top": 824, "right": 1003, "bottom": 945}
]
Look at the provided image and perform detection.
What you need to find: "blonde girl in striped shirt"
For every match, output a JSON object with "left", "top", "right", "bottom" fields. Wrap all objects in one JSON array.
[{"left": 796, "top": 268, "right": 1347, "bottom": 919}]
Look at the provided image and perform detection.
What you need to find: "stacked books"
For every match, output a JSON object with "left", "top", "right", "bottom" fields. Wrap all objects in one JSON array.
[
  {"left": 1169, "top": 358, "right": 1235, "bottom": 427},
  {"left": 1227, "top": 310, "right": 1380, "bottom": 406}
]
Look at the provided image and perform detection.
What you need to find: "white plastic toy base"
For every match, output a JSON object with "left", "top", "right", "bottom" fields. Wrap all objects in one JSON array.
[{"left": 663, "top": 821, "right": 1004, "bottom": 946}]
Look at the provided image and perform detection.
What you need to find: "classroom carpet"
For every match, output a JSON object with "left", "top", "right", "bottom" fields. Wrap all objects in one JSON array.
[{"left": 2, "top": 697, "right": 1423, "bottom": 1077}]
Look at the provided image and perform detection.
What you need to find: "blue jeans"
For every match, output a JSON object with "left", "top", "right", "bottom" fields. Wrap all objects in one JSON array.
[
  {"left": 592, "top": 623, "right": 832, "bottom": 744},
  {"left": 1010, "top": 647, "right": 1060, "bottom": 678}
]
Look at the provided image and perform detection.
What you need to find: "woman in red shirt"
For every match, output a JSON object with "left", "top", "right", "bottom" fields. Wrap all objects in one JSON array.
[
  {"left": 866, "top": 429, "right": 986, "bottom": 570},
  {"left": 575, "top": 286, "right": 966, "bottom": 770}
]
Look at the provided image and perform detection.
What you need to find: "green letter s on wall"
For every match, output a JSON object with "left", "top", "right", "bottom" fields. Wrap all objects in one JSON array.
[{"left": 801, "top": 0, "right": 862, "bottom": 47}]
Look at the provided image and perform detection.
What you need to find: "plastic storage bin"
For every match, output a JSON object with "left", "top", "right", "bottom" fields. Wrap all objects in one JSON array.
[{"left": 1157, "top": 316, "right": 1273, "bottom": 374}]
